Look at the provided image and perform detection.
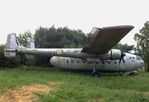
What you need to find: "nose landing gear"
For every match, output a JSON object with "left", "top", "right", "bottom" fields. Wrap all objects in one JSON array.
[{"left": 91, "top": 68, "right": 100, "bottom": 77}]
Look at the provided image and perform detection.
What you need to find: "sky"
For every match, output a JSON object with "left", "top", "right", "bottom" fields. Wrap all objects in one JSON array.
[{"left": 0, "top": 0, "right": 148, "bottom": 45}]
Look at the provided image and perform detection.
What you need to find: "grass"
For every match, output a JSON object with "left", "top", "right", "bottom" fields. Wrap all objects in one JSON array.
[{"left": 0, "top": 67, "right": 149, "bottom": 102}]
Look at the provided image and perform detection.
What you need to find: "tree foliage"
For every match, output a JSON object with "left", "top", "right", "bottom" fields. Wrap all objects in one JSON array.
[
  {"left": 0, "top": 44, "right": 21, "bottom": 68},
  {"left": 134, "top": 21, "right": 149, "bottom": 71},
  {"left": 17, "top": 31, "right": 35, "bottom": 66},
  {"left": 0, "top": 45, "right": 8, "bottom": 67},
  {"left": 114, "top": 43, "right": 134, "bottom": 52},
  {"left": 17, "top": 31, "right": 33, "bottom": 47},
  {"left": 34, "top": 26, "right": 87, "bottom": 48}
]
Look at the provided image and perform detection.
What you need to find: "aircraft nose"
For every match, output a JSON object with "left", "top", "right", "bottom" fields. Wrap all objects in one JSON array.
[
  {"left": 50, "top": 57, "right": 57, "bottom": 66},
  {"left": 138, "top": 60, "right": 144, "bottom": 68},
  {"left": 141, "top": 60, "right": 144, "bottom": 67},
  {"left": 50, "top": 56, "right": 61, "bottom": 67}
]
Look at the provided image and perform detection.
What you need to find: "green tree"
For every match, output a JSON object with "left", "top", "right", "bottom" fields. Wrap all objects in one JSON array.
[
  {"left": 0, "top": 44, "right": 7, "bottom": 67},
  {"left": 134, "top": 21, "right": 149, "bottom": 71},
  {"left": 0, "top": 44, "right": 20, "bottom": 68},
  {"left": 17, "top": 31, "right": 33, "bottom": 47},
  {"left": 114, "top": 43, "right": 134, "bottom": 52},
  {"left": 34, "top": 26, "right": 87, "bottom": 48},
  {"left": 17, "top": 31, "right": 35, "bottom": 66}
]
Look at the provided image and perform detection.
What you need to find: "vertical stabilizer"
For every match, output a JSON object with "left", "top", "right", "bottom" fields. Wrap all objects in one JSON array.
[
  {"left": 26, "top": 37, "right": 35, "bottom": 59},
  {"left": 27, "top": 38, "right": 35, "bottom": 48},
  {"left": 6, "top": 33, "right": 18, "bottom": 49},
  {"left": 4, "top": 33, "right": 18, "bottom": 57}
]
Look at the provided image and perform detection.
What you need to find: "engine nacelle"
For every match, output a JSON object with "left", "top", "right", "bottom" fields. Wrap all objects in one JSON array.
[
  {"left": 109, "top": 49, "right": 122, "bottom": 60},
  {"left": 100, "top": 49, "right": 122, "bottom": 60}
]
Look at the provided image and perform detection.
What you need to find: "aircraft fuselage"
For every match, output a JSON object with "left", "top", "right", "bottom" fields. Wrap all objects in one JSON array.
[{"left": 50, "top": 53, "right": 144, "bottom": 72}]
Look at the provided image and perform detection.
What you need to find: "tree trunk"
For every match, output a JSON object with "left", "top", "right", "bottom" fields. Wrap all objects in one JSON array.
[{"left": 144, "top": 61, "right": 149, "bottom": 72}]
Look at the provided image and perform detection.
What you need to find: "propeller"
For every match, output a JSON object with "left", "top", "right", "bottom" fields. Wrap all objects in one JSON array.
[{"left": 119, "top": 51, "right": 126, "bottom": 63}]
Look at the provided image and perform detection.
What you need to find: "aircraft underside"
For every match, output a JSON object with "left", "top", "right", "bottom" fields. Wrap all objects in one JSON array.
[{"left": 50, "top": 56, "right": 143, "bottom": 72}]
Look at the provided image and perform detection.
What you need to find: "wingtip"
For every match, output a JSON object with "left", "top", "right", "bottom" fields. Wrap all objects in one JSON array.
[
  {"left": 93, "top": 25, "right": 134, "bottom": 30},
  {"left": 124, "top": 25, "right": 134, "bottom": 31},
  {"left": 129, "top": 25, "right": 134, "bottom": 29},
  {"left": 124, "top": 25, "right": 134, "bottom": 29},
  {"left": 102, "top": 25, "right": 134, "bottom": 31}
]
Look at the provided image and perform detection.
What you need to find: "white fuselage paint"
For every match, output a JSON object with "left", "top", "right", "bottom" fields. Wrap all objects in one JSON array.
[
  {"left": 5, "top": 47, "right": 144, "bottom": 72},
  {"left": 50, "top": 53, "right": 144, "bottom": 72},
  {"left": 16, "top": 48, "right": 122, "bottom": 60}
]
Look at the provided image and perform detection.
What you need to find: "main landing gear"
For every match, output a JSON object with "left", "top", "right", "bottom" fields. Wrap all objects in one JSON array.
[
  {"left": 125, "top": 71, "right": 138, "bottom": 76},
  {"left": 91, "top": 68, "right": 100, "bottom": 77}
]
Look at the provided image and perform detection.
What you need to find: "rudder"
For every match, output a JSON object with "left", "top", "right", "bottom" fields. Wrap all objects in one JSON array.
[{"left": 4, "top": 33, "right": 18, "bottom": 57}]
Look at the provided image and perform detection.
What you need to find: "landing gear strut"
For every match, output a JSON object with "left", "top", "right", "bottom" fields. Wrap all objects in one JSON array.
[{"left": 91, "top": 68, "right": 100, "bottom": 77}]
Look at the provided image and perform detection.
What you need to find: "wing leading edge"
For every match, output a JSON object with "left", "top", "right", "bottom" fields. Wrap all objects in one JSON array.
[{"left": 82, "top": 25, "right": 134, "bottom": 54}]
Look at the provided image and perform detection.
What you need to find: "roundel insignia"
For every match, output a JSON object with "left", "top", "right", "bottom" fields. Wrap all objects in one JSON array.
[{"left": 56, "top": 49, "right": 63, "bottom": 55}]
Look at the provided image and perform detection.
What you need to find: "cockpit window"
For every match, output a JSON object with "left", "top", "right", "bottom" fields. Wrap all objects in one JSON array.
[{"left": 136, "top": 56, "right": 141, "bottom": 60}]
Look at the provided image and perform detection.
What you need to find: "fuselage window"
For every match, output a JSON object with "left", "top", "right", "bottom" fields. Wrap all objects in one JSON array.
[
  {"left": 66, "top": 60, "right": 69, "bottom": 63},
  {"left": 71, "top": 60, "right": 74, "bottom": 63},
  {"left": 102, "top": 61, "right": 105, "bottom": 64},
  {"left": 129, "top": 57, "right": 131, "bottom": 59},
  {"left": 96, "top": 62, "right": 98, "bottom": 64},
  {"left": 114, "top": 61, "right": 117, "bottom": 64},
  {"left": 136, "top": 56, "right": 141, "bottom": 60},
  {"left": 83, "top": 61, "right": 85, "bottom": 63},
  {"left": 88, "top": 62, "right": 92, "bottom": 64},
  {"left": 108, "top": 61, "right": 111, "bottom": 64},
  {"left": 77, "top": 61, "right": 79, "bottom": 63}
]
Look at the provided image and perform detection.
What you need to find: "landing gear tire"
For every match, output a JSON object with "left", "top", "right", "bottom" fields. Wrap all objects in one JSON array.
[
  {"left": 128, "top": 72, "right": 138, "bottom": 76},
  {"left": 91, "top": 68, "right": 100, "bottom": 77},
  {"left": 91, "top": 72, "right": 100, "bottom": 77},
  {"left": 126, "top": 71, "right": 138, "bottom": 76}
]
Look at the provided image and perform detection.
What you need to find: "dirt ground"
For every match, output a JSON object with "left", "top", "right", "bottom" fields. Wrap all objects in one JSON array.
[{"left": 0, "top": 82, "right": 61, "bottom": 102}]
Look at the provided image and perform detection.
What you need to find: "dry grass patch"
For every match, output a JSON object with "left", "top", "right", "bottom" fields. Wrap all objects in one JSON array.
[
  {"left": 126, "top": 89, "right": 149, "bottom": 96},
  {"left": 88, "top": 98, "right": 104, "bottom": 102},
  {"left": 141, "top": 91, "right": 149, "bottom": 96},
  {"left": 0, "top": 82, "right": 61, "bottom": 102}
]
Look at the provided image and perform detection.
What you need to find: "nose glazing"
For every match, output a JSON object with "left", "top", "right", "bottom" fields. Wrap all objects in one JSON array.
[{"left": 141, "top": 60, "right": 144, "bottom": 67}]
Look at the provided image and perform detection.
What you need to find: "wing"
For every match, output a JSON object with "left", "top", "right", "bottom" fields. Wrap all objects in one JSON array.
[{"left": 82, "top": 25, "right": 134, "bottom": 54}]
